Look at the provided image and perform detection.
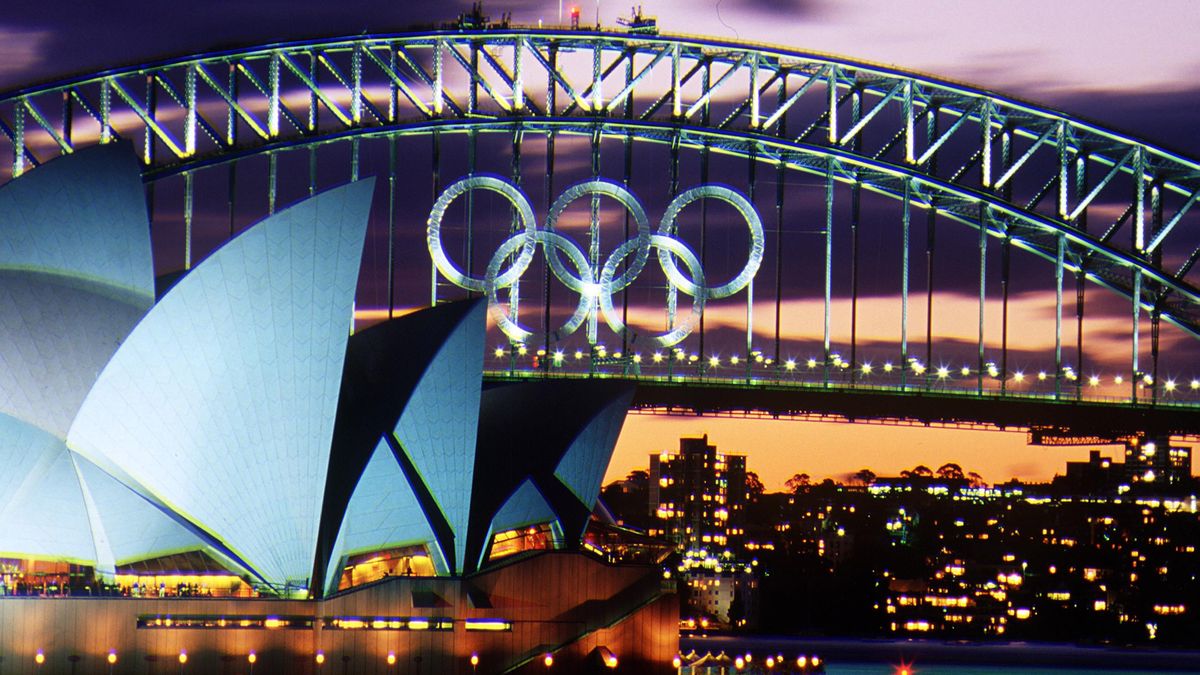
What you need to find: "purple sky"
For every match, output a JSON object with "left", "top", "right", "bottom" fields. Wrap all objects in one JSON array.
[
  {"left": 4, "top": 0, "right": 1199, "bottom": 489},
  {"left": 4, "top": 0, "right": 1199, "bottom": 155}
]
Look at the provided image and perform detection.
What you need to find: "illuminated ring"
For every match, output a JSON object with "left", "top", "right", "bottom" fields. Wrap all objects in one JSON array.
[
  {"left": 599, "top": 234, "right": 705, "bottom": 348},
  {"left": 486, "top": 230, "right": 595, "bottom": 343},
  {"left": 545, "top": 179, "right": 651, "bottom": 292},
  {"left": 427, "top": 174, "right": 537, "bottom": 293},
  {"left": 657, "top": 185, "right": 764, "bottom": 300}
]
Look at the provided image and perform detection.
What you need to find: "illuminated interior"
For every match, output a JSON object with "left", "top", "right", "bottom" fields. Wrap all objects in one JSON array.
[
  {"left": 115, "top": 551, "right": 249, "bottom": 597},
  {"left": 337, "top": 545, "right": 436, "bottom": 591},
  {"left": 0, "top": 558, "right": 93, "bottom": 595},
  {"left": 487, "top": 523, "right": 558, "bottom": 562}
]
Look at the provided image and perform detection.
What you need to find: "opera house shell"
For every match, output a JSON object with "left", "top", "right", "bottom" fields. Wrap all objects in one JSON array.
[{"left": 0, "top": 145, "right": 677, "bottom": 673}]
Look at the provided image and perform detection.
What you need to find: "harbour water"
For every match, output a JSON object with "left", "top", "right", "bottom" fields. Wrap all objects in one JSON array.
[{"left": 685, "top": 636, "right": 1200, "bottom": 673}]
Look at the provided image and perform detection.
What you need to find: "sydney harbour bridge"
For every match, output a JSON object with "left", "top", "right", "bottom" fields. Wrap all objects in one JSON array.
[{"left": 2, "top": 21, "right": 1199, "bottom": 443}]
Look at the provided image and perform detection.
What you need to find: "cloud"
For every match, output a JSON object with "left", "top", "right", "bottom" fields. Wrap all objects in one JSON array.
[{"left": 0, "top": 26, "right": 49, "bottom": 80}]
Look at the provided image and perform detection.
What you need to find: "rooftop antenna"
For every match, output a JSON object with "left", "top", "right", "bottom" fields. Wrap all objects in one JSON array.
[{"left": 559, "top": 0, "right": 563, "bottom": 24}]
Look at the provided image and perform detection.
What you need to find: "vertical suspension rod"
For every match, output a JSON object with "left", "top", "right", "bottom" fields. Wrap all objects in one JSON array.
[
  {"left": 823, "top": 158, "right": 834, "bottom": 387},
  {"left": 848, "top": 86, "right": 861, "bottom": 385},
  {"left": 900, "top": 178, "right": 911, "bottom": 390},
  {"left": 924, "top": 108, "right": 937, "bottom": 381},
  {"left": 773, "top": 74, "right": 787, "bottom": 373}
]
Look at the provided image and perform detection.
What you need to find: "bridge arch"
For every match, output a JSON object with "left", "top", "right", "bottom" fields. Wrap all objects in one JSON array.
[{"left": 2, "top": 28, "right": 1199, "bottom": 412}]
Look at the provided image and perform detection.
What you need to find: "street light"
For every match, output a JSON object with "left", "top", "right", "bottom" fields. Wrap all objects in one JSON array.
[
  {"left": 248, "top": 651, "right": 257, "bottom": 675},
  {"left": 107, "top": 650, "right": 117, "bottom": 674},
  {"left": 543, "top": 653, "right": 554, "bottom": 668},
  {"left": 35, "top": 650, "right": 45, "bottom": 669},
  {"left": 470, "top": 653, "right": 479, "bottom": 672},
  {"left": 387, "top": 652, "right": 396, "bottom": 667}
]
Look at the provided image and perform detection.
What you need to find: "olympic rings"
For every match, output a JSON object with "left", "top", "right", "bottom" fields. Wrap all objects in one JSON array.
[
  {"left": 427, "top": 174, "right": 761, "bottom": 346},
  {"left": 545, "top": 179, "right": 651, "bottom": 293},
  {"left": 600, "top": 234, "right": 706, "bottom": 348},
  {"left": 487, "top": 230, "right": 595, "bottom": 343},
  {"left": 427, "top": 175, "right": 537, "bottom": 293},
  {"left": 658, "top": 185, "right": 764, "bottom": 300}
]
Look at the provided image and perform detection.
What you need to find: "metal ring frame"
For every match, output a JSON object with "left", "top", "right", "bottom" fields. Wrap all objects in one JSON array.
[{"left": 429, "top": 176, "right": 755, "bottom": 347}]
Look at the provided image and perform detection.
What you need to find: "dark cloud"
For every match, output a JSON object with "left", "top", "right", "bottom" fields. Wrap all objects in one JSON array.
[
  {"left": 1040, "top": 85, "right": 1200, "bottom": 160},
  {"left": 0, "top": 1, "right": 479, "bottom": 90}
]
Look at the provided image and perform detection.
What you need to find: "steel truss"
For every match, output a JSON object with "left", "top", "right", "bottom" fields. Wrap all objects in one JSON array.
[{"left": 3, "top": 28, "right": 1200, "bottom": 402}]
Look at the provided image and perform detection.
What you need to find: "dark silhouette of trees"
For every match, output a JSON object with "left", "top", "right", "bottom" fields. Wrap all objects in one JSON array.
[
  {"left": 936, "top": 463, "right": 965, "bottom": 480},
  {"left": 746, "top": 471, "right": 765, "bottom": 497},
  {"left": 786, "top": 473, "right": 811, "bottom": 493}
]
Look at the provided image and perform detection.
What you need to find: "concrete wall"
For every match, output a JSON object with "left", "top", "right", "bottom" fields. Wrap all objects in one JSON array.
[{"left": 0, "top": 553, "right": 677, "bottom": 675}]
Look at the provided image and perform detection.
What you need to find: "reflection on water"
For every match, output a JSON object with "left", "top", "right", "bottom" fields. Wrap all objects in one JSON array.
[{"left": 830, "top": 662, "right": 1185, "bottom": 667}]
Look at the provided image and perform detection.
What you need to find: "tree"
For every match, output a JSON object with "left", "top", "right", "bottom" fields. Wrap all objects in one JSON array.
[
  {"left": 624, "top": 469, "right": 649, "bottom": 487},
  {"left": 745, "top": 471, "right": 765, "bottom": 497},
  {"left": 910, "top": 465, "right": 933, "bottom": 478},
  {"left": 967, "top": 471, "right": 986, "bottom": 488},
  {"left": 936, "top": 463, "right": 964, "bottom": 480},
  {"left": 853, "top": 468, "right": 877, "bottom": 486},
  {"left": 785, "top": 473, "right": 811, "bottom": 493}
]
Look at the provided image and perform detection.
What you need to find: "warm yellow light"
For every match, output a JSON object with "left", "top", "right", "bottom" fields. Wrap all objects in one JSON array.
[
  {"left": 470, "top": 654, "right": 479, "bottom": 666},
  {"left": 386, "top": 652, "right": 396, "bottom": 666},
  {"left": 861, "top": 363, "right": 872, "bottom": 374},
  {"left": 543, "top": 653, "right": 554, "bottom": 668},
  {"left": 107, "top": 651, "right": 117, "bottom": 665},
  {"left": 35, "top": 651, "right": 45, "bottom": 665},
  {"left": 248, "top": 652, "right": 257, "bottom": 664},
  {"left": 315, "top": 651, "right": 325, "bottom": 665},
  {"left": 1013, "top": 371, "right": 1025, "bottom": 382},
  {"left": 797, "top": 655, "right": 807, "bottom": 667},
  {"left": 766, "top": 656, "right": 775, "bottom": 668},
  {"left": 264, "top": 618, "right": 283, "bottom": 629},
  {"left": 673, "top": 656, "right": 682, "bottom": 668},
  {"left": 786, "top": 359, "right": 796, "bottom": 371},
  {"left": 883, "top": 362, "right": 894, "bottom": 372},
  {"left": 408, "top": 619, "right": 430, "bottom": 630},
  {"left": 811, "top": 656, "right": 820, "bottom": 667},
  {"left": 465, "top": 619, "right": 512, "bottom": 631},
  {"left": 494, "top": 347, "right": 505, "bottom": 358},
  {"left": 735, "top": 656, "right": 745, "bottom": 670},
  {"left": 178, "top": 651, "right": 188, "bottom": 665},
  {"left": 652, "top": 352, "right": 663, "bottom": 363},
  {"left": 604, "top": 654, "right": 618, "bottom": 668}
]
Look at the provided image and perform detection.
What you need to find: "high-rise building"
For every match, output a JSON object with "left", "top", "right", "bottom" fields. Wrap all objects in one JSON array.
[
  {"left": 1125, "top": 437, "right": 1193, "bottom": 486},
  {"left": 648, "top": 435, "right": 745, "bottom": 551}
]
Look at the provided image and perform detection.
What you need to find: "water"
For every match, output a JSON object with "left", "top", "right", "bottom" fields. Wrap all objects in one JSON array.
[
  {"left": 825, "top": 662, "right": 1190, "bottom": 667},
  {"left": 683, "top": 636, "right": 1200, "bottom": 674}
]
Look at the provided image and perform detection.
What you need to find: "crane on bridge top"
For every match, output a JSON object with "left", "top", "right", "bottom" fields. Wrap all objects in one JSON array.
[{"left": 616, "top": 6, "right": 659, "bottom": 34}]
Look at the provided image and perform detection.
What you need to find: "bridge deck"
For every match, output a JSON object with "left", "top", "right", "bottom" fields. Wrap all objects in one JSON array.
[{"left": 484, "top": 371, "right": 1200, "bottom": 440}]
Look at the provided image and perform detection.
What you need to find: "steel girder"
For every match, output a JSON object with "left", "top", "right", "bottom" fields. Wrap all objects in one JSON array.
[{"left": 3, "top": 28, "right": 1200, "bottom": 336}]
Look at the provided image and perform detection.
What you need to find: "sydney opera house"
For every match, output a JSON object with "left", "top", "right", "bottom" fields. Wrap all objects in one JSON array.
[{"left": 0, "top": 144, "right": 676, "bottom": 673}]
